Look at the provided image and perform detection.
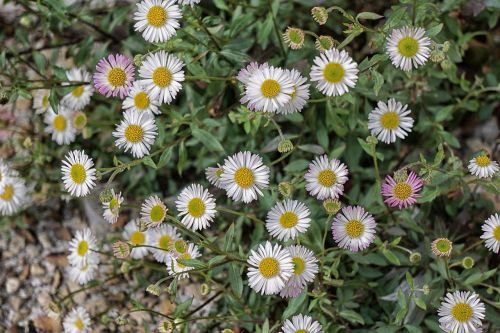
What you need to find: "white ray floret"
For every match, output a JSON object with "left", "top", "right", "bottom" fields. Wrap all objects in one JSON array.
[
  {"left": 266, "top": 199, "right": 311, "bottom": 241},
  {"left": 44, "top": 106, "right": 77, "bottom": 145},
  {"left": 438, "top": 290, "right": 485, "bottom": 333},
  {"left": 468, "top": 154, "right": 499, "bottom": 179},
  {"left": 61, "top": 150, "right": 97, "bottom": 197},
  {"left": 387, "top": 26, "right": 431, "bottom": 71},
  {"left": 134, "top": 0, "right": 182, "bottom": 43},
  {"left": 368, "top": 98, "right": 414, "bottom": 144},
  {"left": 175, "top": 184, "right": 217, "bottom": 231},
  {"left": 113, "top": 109, "right": 158, "bottom": 158},
  {"left": 304, "top": 155, "right": 349, "bottom": 200},
  {"left": 481, "top": 213, "right": 500, "bottom": 253},
  {"left": 63, "top": 306, "right": 92, "bottom": 333},
  {"left": 61, "top": 67, "right": 94, "bottom": 110},
  {"left": 332, "top": 205, "right": 377, "bottom": 252}
]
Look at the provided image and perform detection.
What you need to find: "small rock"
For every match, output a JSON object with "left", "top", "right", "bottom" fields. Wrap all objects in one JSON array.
[
  {"left": 46, "top": 254, "right": 68, "bottom": 267},
  {"left": 31, "top": 264, "right": 45, "bottom": 276},
  {"left": 9, "top": 296, "right": 22, "bottom": 311},
  {"left": 6, "top": 277, "right": 20, "bottom": 294},
  {"left": 34, "top": 316, "right": 61, "bottom": 332}
]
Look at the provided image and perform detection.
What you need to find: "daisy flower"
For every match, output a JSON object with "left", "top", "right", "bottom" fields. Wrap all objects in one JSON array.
[
  {"left": 332, "top": 205, "right": 377, "bottom": 252},
  {"left": 175, "top": 184, "right": 217, "bottom": 231},
  {"left": 133, "top": 0, "right": 182, "bottom": 43},
  {"left": 167, "top": 243, "right": 200, "bottom": 279},
  {"left": 102, "top": 189, "right": 124, "bottom": 224},
  {"left": 63, "top": 307, "right": 91, "bottom": 333},
  {"left": 236, "top": 62, "right": 268, "bottom": 85},
  {"left": 387, "top": 26, "right": 431, "bottom": 71},
  {"left": 381, "top": 170, "right": 423, "bottom": 209},
  {"left": 32, "top": 89, "right": 51, "bottom": 114},
  {"left": 431, "top": 238, "right": 453, "bottom": 257},
  {"left": 61, "top": 150, "right": 97, "bottom": 197},
  {"left": 277, "top": 69, "right": 310, "bottom": 114},
  {"left": 280, "top": 314, "right": 323, "bottom": 333},
  {"left": 139, "top": 51, "right": 185, "bottom": 104},
  {"left": 140, "top": 195, "right": 168, "bottom": 227},
  {"left": 0, "top": 160, "right": 15, "bottom": 189},
  {"left": 205, "top": 164, "right": 225, "bottom": 189},
  {"left": 243, "top": 65, "right": 294, "bottom": 112},
  {"left": 220, "top": 151, "right": 270, "bottom": 203},
  {"left": 122, "top": 81, "right": 160, "bottom": 116},
  {"left": 481, "top": 213, "right": 500, "bottom": 253},
  {"left": 61, "top": 67, "right": 94, "bottom": 110},
  {"left": 0, "top": 177, "right": 27, "bottom": 216},
  {"left": 279, "top": 245, "right": 318, "bottom": 298},
  {"left": 68, "top": 228, "right": 99, "bottom": 266},
  {"left": 266, "top": 200, "right": 311, "bottom": 241},
  {"left": 304, "top": 155, "right": 349, "bottom": 200},
  {"left": 68, "top": 262, "right": 97, "bottom": 285},
  {"left": 44, "top": 106, "right": 76, "bottom": 145},
  {"left": 468, "top": 153, "right": 499, "bottom": 179},
  {"left": 123, "top": 219, "right": 150, "bottom": 259},
  {"left": 113, "top": 109, "right": 158, "bottom": 158},
  {"left": 93, "top": 54, "right": 135, "bottom": 99},
  {"left": 246, "top": 241, "right": 293, "bottom": 295},
  {"left": 368, "top": 98, "right": 414, "bottom": 144},
  {"left": 148, "top": 224, "right": 180, "bottom": 263},
  {"left": 177, "top": 0, "right": 201, "bottom": 6},
  {"left": 310, "top": 48, "right": 359, "bottom": 97},
  {"left": 438, "top": 291, "right": 485, "bottom": 333}
]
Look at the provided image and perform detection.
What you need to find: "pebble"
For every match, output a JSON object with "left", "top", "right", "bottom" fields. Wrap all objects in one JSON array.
[{"left": 6, "top": 277, "right": 20, "bottom": 294}]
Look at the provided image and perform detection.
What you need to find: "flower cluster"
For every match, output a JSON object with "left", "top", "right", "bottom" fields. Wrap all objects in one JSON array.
[
  {"left": 67, "top": 228, "right": 99, "bottom": 285},
  {"left": 0, "top": 159, "right": 28, "bottom": 216}
]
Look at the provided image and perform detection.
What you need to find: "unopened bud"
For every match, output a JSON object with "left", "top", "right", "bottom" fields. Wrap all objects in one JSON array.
[
  {"left": 441, "top": 59, "right": 452, "bottom": 71},
  {"left": 120, "top": 261, "right": 131, "bottom": 274},
  {"left": 99, "top": 189, "right": 113, "bottom": 203},
  {"left": 323, "top": 199, "right": 342, "bottom": 215},
  {"left": 366, "top": 135, "right": 378, "bottom": 146},
  {"left": 146, "top": 284, "right": 161, "bottom": 296},
  {"left": 73, "top": 111, "right": 87, "bottom": 130},
  {"left": 158, "top": 320, "right": 174, "bottom": 333},
  {"left": 200, "top": 283, "right": 210, "bottom": 296},
  {"left": 115, "top": 316, "right": 128, "bottom": 326},
  {"left": 112, "top": 241, "right": 130, "bottom": 259},
  {"left": 315, "top": 35, "right": 335, "bottom": 51},
  {"left": 442, "top": 41, "right": 451, "bottom": 52},
  {"left": 283, "top": 27, "right": 305, "bottom": 50},
  {"left": 278, "top": 182, "right": 294, "bottom": 198},
  {"left": 311, "top": 7, "right": 328, "bottom": 25},
  {"left": 461, "top": 256, "right": 475, "bottom": 269},
  {"left": 409, "top": 252, "right": 421, "bottom": 264},
  {"left": 422, "top": 284, "right": 430, "bottom": 295},
  {"left": 133, "top": 54, "right": 143, "bottom": 67},
  {"left": 278, "top": 139, "right": 294, "bottom": 153}
]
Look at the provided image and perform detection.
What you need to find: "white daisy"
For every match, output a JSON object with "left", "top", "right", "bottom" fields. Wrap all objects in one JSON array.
[
  {"left": 438, "top": 290, "right": 485, "bottom": 333},
  {"left": 123, "top": 219, "right": 150, "bottom": 259},
  {"left": 148, "top": 224, "right": 180, "bottom": 263},
  {"left": 32, "top": 89, "right": 51, "bottom": 114},
  {"left": 68, "top": 261, "right": 97, "bottom": 285},
  {"left": 280, "top": 314, "right": 323, "bottom": 333},
  {"left": 277, "top": 69, "right": 310, "bottom": 114},
  {"left": 236, "top": 62, "right": 269, "bottom": 85},
  {"left": 0, "top": 177, "right": 27, "bottom": 216},
  {"left": 368, "top": 98, "right": 414, "bottom": 144},
  {"left": 63, "top": 307, "right": 91, "bottom": 333},
  {"left": 44, "top": 106, "right": 76, "bottom": 145},
  {"left": 133, "top": 0, "right": 182, "bottom": 43},
  {"left": 102, "top": 189, "right": 124, "bottom": 224},
  {"left": 167, "top": 243, "right": 200, "bottom": 279},
  {"left": 0, "top": 160, "right": 16, "bottom": 189},
  {"left": 140, "top": 195, "right": 168, "bottom": 227},
  {"left": 61, "top": 67, "right": 94, "bottom": 110},
  {"left": 139, "top": 51, "right": 185, "bottom": 104},
  {"left": 205, "top": 164, "right": 225, "bottom": 189},
  {"left": 177, "top": 0, "right": 201, "bottom": 6},
  {"left": 387, "top": 26, "right": 431, "bottom": 71},
  {"left": 68, "top": 228, "right": 99, "bottom": 266},
  {"left": 468, "top": 154, "right": 499, "bottom": 179},
  {"left": 113, "top": 109, "right": 158, "bottom": 158},
  {"left": 332, "top": 205, "right": 377, "bottom": 252},
  {"left": 243, "top": 65, "right": 294, "bottom": 112},
  {"left": 175, "top": 184, "right": 217, "bottom": 231},
  {"left": 61, "top": 150, "right": 97, "bottom": 197},
  {"left": 246, "top": 241, "right": 293, "bottom": 295},
  {"left": 122, "top": 81, "right": 160, "bottom": 116},
  {"left": 266, "top": 200, "right": 311, "bottom": 241},
  {"left": 285, "top": 245, "right": 318, "bottom": 286},
  {"left": 220, "top": 151, "right": 270, "bottom": 203},
  {"left": 310, "top": 48, "right": 359, "bottom": 97},
  {"left": 304, "top": 155, "right": 349, "bottom": 200},
  {"left": 481, "top": 213, "right": 500, "bottom": 253}
]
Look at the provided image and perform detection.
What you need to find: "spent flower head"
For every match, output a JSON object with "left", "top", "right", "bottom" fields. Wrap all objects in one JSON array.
[
  {"left": 283, "top": 27, "right": 305, "bottom": 49},
  {"left": 311, "top": 6, "right": 328, "bottom": 25},
  {"left": 315, "top": 35, "right": 335, "bottom": 51}
]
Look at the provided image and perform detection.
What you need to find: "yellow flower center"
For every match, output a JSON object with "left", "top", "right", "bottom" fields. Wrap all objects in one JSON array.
[
  {"left": 345, "top": 219, "right": 364, "bottom": 238},
  {"left": 53, "top": 115, "right": 67, "bottom": 132},
  {"left": 451, "top": 303, "right": 473, "bottom": 322},
  {"left": 0, "top": 184, "right": 13, "bottom": 201},
  {"left": 174, "top": 240, "right": 187, "bottom": 253},
  {"left": 177, "top": 252, "right": 191, "bottom": 268},
  {"left": 323, "top": 63, "right": 345, "bottom": 83},
  {"left": 290, "top": 85, "right": 297, "bottom": 99},
  {"left": 153, "top": 67, "right": 173, "bottom": 88},
  {"left": 107, "top": 67, "right": 127, "bottom": 87},
  {"left": 72, "top": 86, "right": 85, "bottom": 97},
  {"left": 124, "top": 124, "right": 144, "bottom": 143},
  {"left": 260, "top": 79, "right": 281, "bottom": 98},
  {"left": 493, "top": 226, "right": 500, "bottom": 241},
  {"left": 158, "top": 235, "right": 171, "bottom": 249},
  {"left": 295, "top": 330, "right": 309, "bottom": 333},
  {"left": 147, "top": 5, "right": 167, "bottom": 27},
  {"left": 292, "top": 256, "right": 305, "bottom": 275},
  {"left": 475, "top": 155, "right": 491, "bottom": 167},
  {"left": 130, "top": 231, "right": 145, "bottom": 245},
  {"left": 42, "top": 95, "right": 49, "bottom": 108},
  {"left": 188, "top": 197, "right": 206, "bottom": 218},
  {"left": 109, "top": 197, "right": 119, "bottom": 211},
  {"left": 234, "top": 167, "right": 254, "bottom": 188},
  {"left": 70, "top": 163, "right": 86, "bottom": 184},
  {"left": 279, "top": 211, "right": 298, "bottom": 228},
  {"left": 393, "top": 182, "right": 412, "bottom": 200},
  {"left": 134, "top": 92, "right": 150, "bottom": 110},
  {"left": 318, "top": 169, "right": 336, "bottom": 187},
  {"left": 150, "top": 204, "right": 165, "bottom": 223},
  {"left": 75, "top": 317, "right": 84, "bottom": 330},
  {"left": 258, "top": 257, "right": 280, "bottom": 278},
  {"left": 380, "top": 111, "right": 400, "bottom": 130},
  {"left": 397, "top": 36, "right": 419, "bottom": 58},
  {"left": 77, "top": 240, "right": 88, "bottom": 256}
]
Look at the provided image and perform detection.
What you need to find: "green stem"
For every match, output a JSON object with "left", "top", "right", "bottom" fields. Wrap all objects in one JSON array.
[{"left": 267, "top": 0, "right": 287, "bottom": 60}]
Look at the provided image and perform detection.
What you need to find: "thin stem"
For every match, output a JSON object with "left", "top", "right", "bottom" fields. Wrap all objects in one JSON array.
[
  {"left": 216, "top": 206, "right": 264, "bottom": 224},
  {"left": 267, "top": 0, "right": 287, "bottom": 60}
]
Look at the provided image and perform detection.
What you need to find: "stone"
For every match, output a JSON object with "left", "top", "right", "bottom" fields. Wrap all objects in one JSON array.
[{"left": 6, "top": 277, "right": 20, "bottom": 294}]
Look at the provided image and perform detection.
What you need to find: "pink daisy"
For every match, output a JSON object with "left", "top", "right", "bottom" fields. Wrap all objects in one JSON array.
[
  {"left": 381, "top": 170, "right": 423, "bottom": 209},
  {"left": 93, "top": 54, "right": 135, "bottom": 99}
]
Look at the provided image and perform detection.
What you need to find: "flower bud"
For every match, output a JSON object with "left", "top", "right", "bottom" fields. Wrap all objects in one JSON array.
[
  {"left": 115, "top": 316, "right": 128, "bottom": 326},
  {"left": 442, "top": 41, "right": 451, "bottom": 52},
  {"left": 278, "top": 139, "right": 294, "bottom": 153},
  {"left": 200, "top": 283, "right": 210, "bottom": 296},
  {"left": 99, "top": 189, "right": 113, "bottom": 203},
  {"left": 278, "top": 182, "right": 294, "bottom": 198},
  {"left": 113, "top": 241, "right": 130, "bottom": 259},
  {"left": 461, "top": 256, "right": 474, "bottom": 269},
  {"left": 430, "top": 50, "right": 445, "bottom": 63},
  {"left": 409, "top": 252, "right": 421, "bottom": 264},
  {"left": 134, "top": 54, "right": 143, "bottom": 67},
  {"left": 222, "top": 329, "right": 234, "bottom": 333},
  {"left": 146, "top": 284, "right": 161, "bottom": 296},
  {"left": 441, "top": 59, "right": 452, "bottom": 71},
  {"left": 158, "top": 320, "right": 174, "bottom": 333},
  {"left": 73, "top": 111, "right": 87, "bottom": 130},
  {"left": 323, "top": 199, "right": 342, "bottom": 215},
  {"left": 315, "top": 35, "right": 335, "bottom": 51},
  {"left": 120, "top": 261, "right": 131, "bottom": 274},
  {"left": 422, "top": 284, "right": 430, "bottom": 295},
  {"left": 23, "top": 137, "right": 33, "bottom": 149},
  {"left": 311, "top": 7, "right": 328, "bottom": 25},
  {"left": 366, "top": 135, "right": 378, "bottom": 146},
  {"left": 283, "top": 27, "right": 305, "bottom": 50}
]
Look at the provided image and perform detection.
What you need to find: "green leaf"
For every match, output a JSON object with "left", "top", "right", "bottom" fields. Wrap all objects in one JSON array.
[
  {"left": 339, "top": 309, "right": 365, "bottom": 325},
  {"left": 157, "top": 147, "right": 173, "bottom": 169},
  {"left": 427, "top": 23, "right": 444, "bottom": 37},
  {"left": 32, "top": 52, "right": 46, "bottom": 75},
  {"left": 173, "top": 297, "right": 193, "bottom": 316},
  {"left": 356, "top": 12, "right": 384, "bottom": 20},
  {"left": 414, "top": 297, "right": 427, "bottom": 310},
  {"left": 371, "top": 69, "right": 384, "bottom": 96},
  {"left": 178, "top": 258, "right": 205, "bottom": 269},
  {"left": 228, "top": 263, "right": 243, "bottom": 297},
  {"left": 282, "top": 290, "right": 307, "bottom": 319},
  {"left": 48, "top": 89, "right": 58, "bottom": 113},
  {"left": 224, "top": 223, "right": 235, "bottom": 251},
  {"left": 405, "top": 272, "right": 414, "bottom": 289},
  {"left": 284, "top": 159, "right": 309, "bottom": 173},
  {"left": 142, "top": 156, "right": 157, "bottom": 169},
  {"left": 464, "top": 269, "right": 497, "bottom": 285},
  {"left": 191, "top": 127, "right": 224, "bottom": 152},
  {"left": 382, "top": 249, "right": 401, "bottom": 266}
]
